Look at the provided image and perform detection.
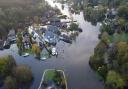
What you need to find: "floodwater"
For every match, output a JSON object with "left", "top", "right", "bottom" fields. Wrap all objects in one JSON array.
[{"left": 0, "top": 0, "right": 104, "bottom": 89}]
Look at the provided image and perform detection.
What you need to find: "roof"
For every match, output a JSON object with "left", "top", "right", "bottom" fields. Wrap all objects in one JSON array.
[
  {"left": 8, "top": 29, "right": 15, "bottom": 37},
  {"left": 47, "top": 25, "right": 60, "bottom": 35},
  {"left": 49, "top": 17, "right": 60, "bottom": 22},
  {"left": 44, "top": 31, "right": 58, "bottom": 45}
]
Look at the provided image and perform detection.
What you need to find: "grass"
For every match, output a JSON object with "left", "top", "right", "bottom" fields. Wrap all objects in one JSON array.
[
  {"left": 44, "top": 70, "right": 56, "bottom": 80},
  {"left": 109, "top": 32, "right": 128, "bottom": 42},
  {"left": 38, "top": 69, "right": 68, "bottom": 89}
]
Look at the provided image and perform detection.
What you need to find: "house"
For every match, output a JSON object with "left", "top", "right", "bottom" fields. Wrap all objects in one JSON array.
[
  {"left": 22, "top": 32, "right": 31, "bottom": 49},
  {"left": 49, "top": 17, "right": 62, "bottom": 27},
  {"left": 44, "top": 11, "right": 56, "bottom": 18},
  {"left": 35, "top": 27, "right": 46, "bottom": 37},
  {"left": 107, "top": 9, "right": 117, "bottom": 19},
  {"left": 47, "top": 25, "right": 61, "bottom": 35},
  {"left": 0, "top": 39, "right": 4, "bottom": 50},
  {"left": 41, "top": 17, "right": 48, "bottom": 24},
  {"left": 7, "top": 29, "right": 16, "bottom": 44},
  {"left": 44, "top": 31, "right": 58, "bottom": 46}
]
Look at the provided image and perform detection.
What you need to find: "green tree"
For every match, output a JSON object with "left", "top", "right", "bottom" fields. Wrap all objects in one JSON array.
[
  {"left": 117, "top": 42, "right": 128, "bottom": 65},
  {"left": 118, "top": 18, "right": 126, "bottom": 30},
  {"left": 101, "top": 32, "right": 110, "bottom": 44},
  {"left": 106, "top": 70, "right": 125, "bottom": 89},
  {"left": 118, "top": 5, "right": 128, "bottom": 17},
  {"left": 0, "top": 55, "right": 16, "bottom": 78},
  {"left": 68, "top": 23, "right": 79, "bottom": 31}
]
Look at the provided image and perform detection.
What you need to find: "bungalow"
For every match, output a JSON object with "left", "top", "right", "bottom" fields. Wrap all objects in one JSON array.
[
  {"left": 49, "top": 17, "right": 61, "bottom": 27},
  {"left": 107, "top": 9, "right": 117, "bottom": 19},
  {"left": 0, "top": 39, "right": 4, "bottom": 50},
  {"left": 44, "top": 31, "right": 58, "bottom": 46},
  {"left": 41, "top": 17, "right": 48, "bottom": 24},
  {"left": 7, "top": 29, "right": 16, "bottom": 44},
  {"left": 47, "top": 25, "right": 61, "bottom": 35},
  {"left": 44, "top": 11, "right": 56, "bottom": 18},
  {"left": 22, "top": 33, "right": 31, "bottom": 49}
]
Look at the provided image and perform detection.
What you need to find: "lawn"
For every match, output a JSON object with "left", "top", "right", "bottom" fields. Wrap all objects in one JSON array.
[
  {"left": 44, "top": 70, "right": 56, "bottom": 80},
  {"left": 40, "top": 69, "right": 67, "bottom": 89}
]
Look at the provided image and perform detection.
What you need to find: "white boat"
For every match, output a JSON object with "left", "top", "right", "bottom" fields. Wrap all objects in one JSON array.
[{"left": 22, "top": 53, "right": 30, "bottom": 57}]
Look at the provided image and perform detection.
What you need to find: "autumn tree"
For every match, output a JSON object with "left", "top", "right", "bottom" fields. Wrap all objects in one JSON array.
[
  {"left": 32, "top": 43, "right": 41, "bottom": 58},
  {"left": 13, "top": 65, "right": 33, "bottom": 84}
]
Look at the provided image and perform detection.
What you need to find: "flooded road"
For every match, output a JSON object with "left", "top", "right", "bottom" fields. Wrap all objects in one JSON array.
[{"left": 0, "top": 0, "right": 104, "bottom": 89}]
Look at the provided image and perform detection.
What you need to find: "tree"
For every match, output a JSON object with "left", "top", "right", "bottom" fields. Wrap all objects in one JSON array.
[
  {"left": 121, "top": 63, "right": 128, "bottom": 80},
  {"left": 4, "top": 76, "right": 17, "bottom": 89},
  {"left": 118, "top": 18, "right": 126, "bottom": 30},
  {"left": 118, "top": 5, "right": 128, "bottom": 17},
  {"left": 68, "top": 23, "right": 79, "bottom": 31},
  {"left": 32, "top": 44, "right": 41, "bottom": 58},
  {"left": 106, "top": 70, "right": 125, "bottom": 89},
  {"left": 0, "top": 55, "right": 16, "bottom": 78},
  {"left": 100, "top": 23, "right": 115, "bottom": 35},
  {"left": 117, "top": 42, "right": 128, "bottom": 65},
  {"left": 101, "top": 32, "right": 110, "bottom": 44},
  {"left": 13, "top": 65, "right": 33, "bottom": 84},
  {"left": 89, "top": 41, "right": 107, "bottom": 70}
]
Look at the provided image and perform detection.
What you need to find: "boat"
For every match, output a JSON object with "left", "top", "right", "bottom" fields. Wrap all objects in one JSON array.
[
  {"left": 38, "top": 69, "right": 68, "bottom": 89},
  {"left": 22, "top": 53, "right": 30, "bottom": 57}
]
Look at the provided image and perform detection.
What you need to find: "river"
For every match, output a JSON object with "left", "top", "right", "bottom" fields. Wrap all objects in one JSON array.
[{"left": 0, "top": 0, "right": 104, "bottom": 89}]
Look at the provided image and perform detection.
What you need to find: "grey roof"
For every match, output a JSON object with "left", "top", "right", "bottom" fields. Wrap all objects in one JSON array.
[
  {"left": 47, "top": 25, "right": 60, "bottom": 35},
  {"left": 8, "top": 30, "right": 15, "bottom": 37},
  {"left": 44, "top": 31, "right": 58, "bottom": 45}
]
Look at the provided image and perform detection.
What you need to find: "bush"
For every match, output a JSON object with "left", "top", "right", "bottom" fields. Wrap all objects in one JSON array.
[
  {"left": 4, "top": 76, "right": 17, "bottom": 89},
  {"left": 13, "top": 65, "right": 33, "bottom": 84}
]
